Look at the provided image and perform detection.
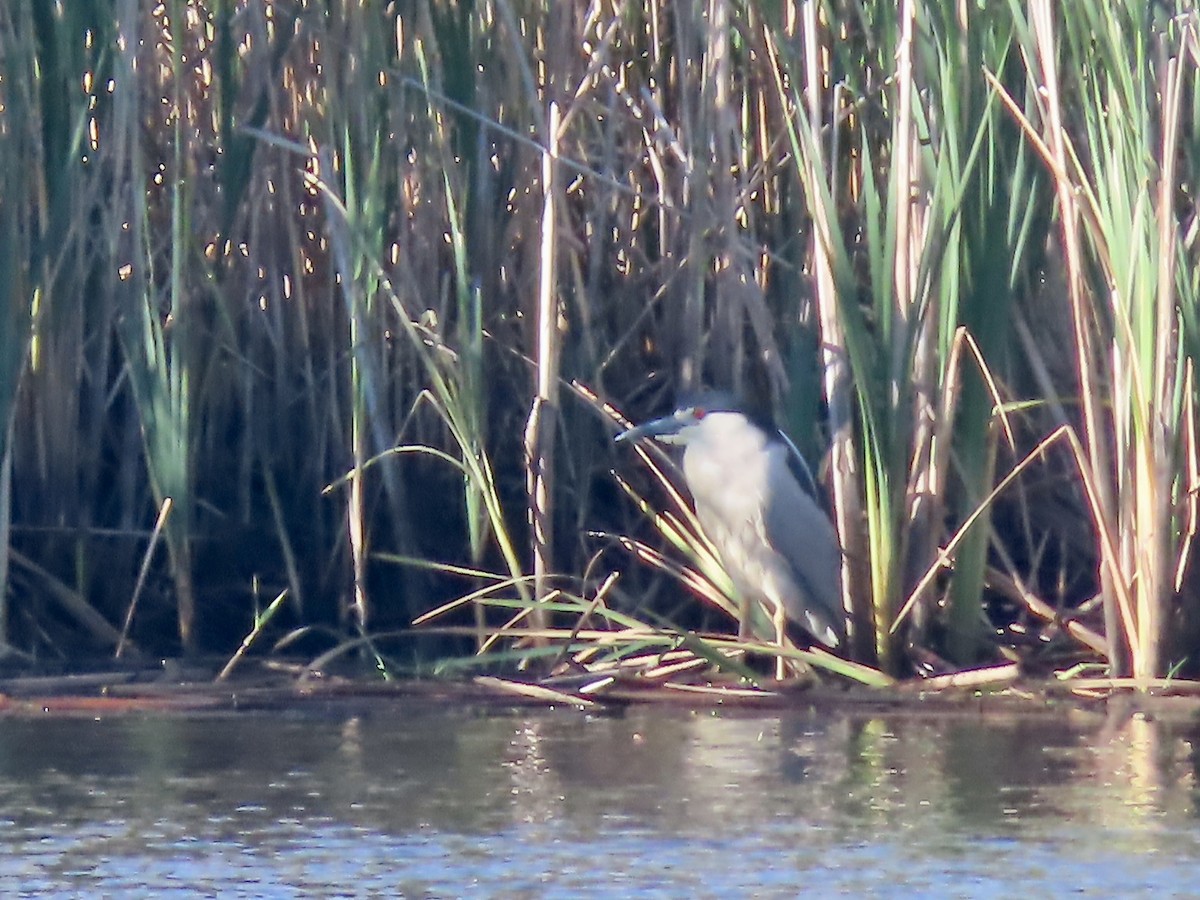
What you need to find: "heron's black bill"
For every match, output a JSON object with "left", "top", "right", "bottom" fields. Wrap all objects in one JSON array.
[{"left": 614, "top": 415, "right": 685, "bottom": 444}]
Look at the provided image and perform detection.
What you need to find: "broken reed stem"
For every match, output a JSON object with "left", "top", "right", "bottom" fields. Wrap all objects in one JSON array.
[
  {"left": 116, "top": 497, "right": 173, "bottom": 660},
  {"left": 215, "top": 588, "right": 289, "bottom": 683}
]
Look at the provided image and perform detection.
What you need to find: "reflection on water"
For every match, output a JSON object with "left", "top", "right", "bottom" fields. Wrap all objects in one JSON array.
[{"left": 2, "top": 700, "right": 1198, "bottom": 896}]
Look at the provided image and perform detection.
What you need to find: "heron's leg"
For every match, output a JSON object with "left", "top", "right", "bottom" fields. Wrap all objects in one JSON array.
[
  {"left": 773, "top": 599, "right": 787, "bottom": 680},
  {"left": 737, "top": 591, "right": 751, "bottom": 641}
]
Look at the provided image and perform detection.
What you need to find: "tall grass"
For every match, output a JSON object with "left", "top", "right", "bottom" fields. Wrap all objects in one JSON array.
[
  {"left": 0, "top": 1, "right": 1195, "bottom": 684},
  {"left": 1000, "top": 3, "right": 1199, "bottom": 678},
  {"left": 768, "top": 2, "right": 1045, "bottom": 671}
]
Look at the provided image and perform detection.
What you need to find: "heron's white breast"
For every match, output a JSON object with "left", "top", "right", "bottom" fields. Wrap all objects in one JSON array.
[{"left": 680, "top": 413, "right": 796, "bottom": 600}]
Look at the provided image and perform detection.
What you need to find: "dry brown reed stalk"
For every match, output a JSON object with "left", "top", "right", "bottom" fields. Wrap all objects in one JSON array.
[
  {"left": 1024, "top": 2, "right": 1121, "bottom": 667},
  {"left": 115, "top": 498, "right": 173, "bottom": 660},
  {"left": 893, "top": 662, "right": 1020, "bottom": 693},
  {"left": 984, "top": 566, "right": 1108, "bottom": 659},
  {"left": 524, "top": 100, "right": 562, "bottom": 633},
  {"left": 785, "top": 9, "right": 872, "bottom": 664},
  {"left": 892, "top": 425, "right": 1134, "bottom": 644}
]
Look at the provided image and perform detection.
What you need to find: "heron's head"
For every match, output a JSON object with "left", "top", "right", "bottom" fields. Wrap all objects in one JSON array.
[{"left": 614, "top": 392, "right": 749, "bottom": 446}]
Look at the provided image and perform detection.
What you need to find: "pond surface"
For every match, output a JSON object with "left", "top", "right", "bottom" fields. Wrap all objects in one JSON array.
[{"left": 2, "top": 698, "right": 1199, "bottom": 897}]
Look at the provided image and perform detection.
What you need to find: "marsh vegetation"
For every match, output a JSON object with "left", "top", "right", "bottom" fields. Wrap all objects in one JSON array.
[{"left": 2, "top": 1, "right": 1199, "bottom": 694}]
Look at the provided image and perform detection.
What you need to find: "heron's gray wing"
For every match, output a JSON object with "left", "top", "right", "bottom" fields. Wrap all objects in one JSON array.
[{"left": 762, "top": 445, "right": 845, "bottom": 645}]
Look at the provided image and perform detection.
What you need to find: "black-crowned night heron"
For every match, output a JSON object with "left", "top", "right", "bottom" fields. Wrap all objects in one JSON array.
[{"left": 616, "top": 393, "right": 846, "bottom": 656}]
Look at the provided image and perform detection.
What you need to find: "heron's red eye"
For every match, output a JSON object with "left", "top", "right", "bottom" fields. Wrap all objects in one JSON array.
[{"left": 693, "top": 407, "right": 707, "bottom": 419}]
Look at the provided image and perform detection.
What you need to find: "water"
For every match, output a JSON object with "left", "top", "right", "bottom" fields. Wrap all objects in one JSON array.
[{"left": 2, "top": 699, "right": 1198, "bottom": 897}]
